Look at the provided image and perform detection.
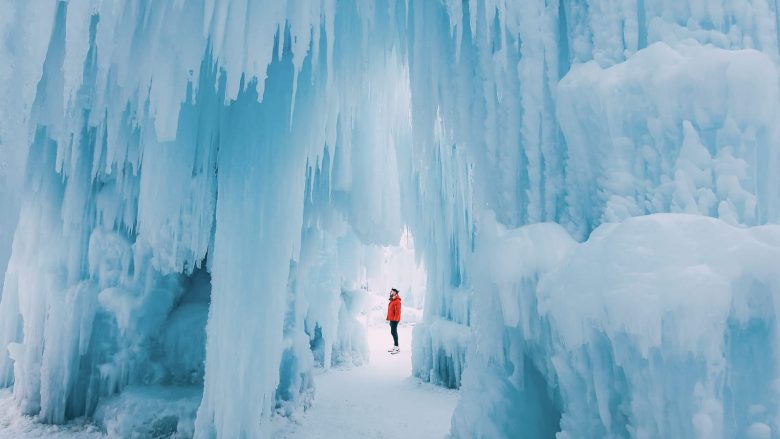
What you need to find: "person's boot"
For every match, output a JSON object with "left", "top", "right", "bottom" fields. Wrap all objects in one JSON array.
[{"left": 390, "top": 346, "right": 400, "bottom": 354}]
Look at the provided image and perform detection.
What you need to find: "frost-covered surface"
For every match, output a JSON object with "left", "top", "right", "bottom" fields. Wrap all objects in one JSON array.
[
  {"left": 0, "top": 1, "right": 412, "bottom": 437},
  {"left": 0, "top": 389, "right": 103, "bottom": 438},
  {"left": 544, "top": 215, "right": 780, "bottom": 438},
  {"left": 456, "top": 214, "right": 780, "bottom": 438},
  {"left": 560, "top": 42, "right": 779, "bottom": 231},
  {"left": 404, "top": 1, "right": 780, "bottom": 437},
  {"left": 1, "top": 0, "right": 780, "bottom": 437},
  {"left": 94, "top": 386, "right": 201, "bottom": 438}
]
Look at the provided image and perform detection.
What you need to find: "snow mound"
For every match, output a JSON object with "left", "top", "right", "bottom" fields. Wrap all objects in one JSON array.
[
  {"left": 456, "top": 213, "right": 780, "bottom": 438},
  {"left": 94, "top": 386, "right": 201, "bottom": 439}
]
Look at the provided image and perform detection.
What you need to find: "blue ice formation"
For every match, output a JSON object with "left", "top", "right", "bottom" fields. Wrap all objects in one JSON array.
[{"left": 0, "top": 0, "right": 779, "bottom": 438}]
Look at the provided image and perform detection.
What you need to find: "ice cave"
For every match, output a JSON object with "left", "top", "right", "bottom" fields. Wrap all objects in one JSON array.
[{"left": 1, "top": 0, "right": 780, "bottom": 438}]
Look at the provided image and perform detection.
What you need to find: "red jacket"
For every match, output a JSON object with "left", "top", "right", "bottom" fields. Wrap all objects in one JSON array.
[{"left": 386, "top": 296, "right": 401, "bottom": 322}]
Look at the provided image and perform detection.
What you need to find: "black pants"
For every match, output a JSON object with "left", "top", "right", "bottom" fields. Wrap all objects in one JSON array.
[{"left": 390, "top": 321, "right": 399, "bottom": 347}]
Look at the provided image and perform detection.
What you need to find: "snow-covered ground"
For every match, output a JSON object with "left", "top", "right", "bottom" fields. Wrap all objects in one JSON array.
[
  {"left": 0, "top": 322, "right": 456, "bottom": 439},
  {"left": 0, "top": 389, "right": 102, "bottom": 438},
  {"left": 273, "top": 324, "right": 458, "bottom": 439}
]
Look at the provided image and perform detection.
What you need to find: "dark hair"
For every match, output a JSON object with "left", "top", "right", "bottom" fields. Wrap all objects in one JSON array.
[{"left": 391, "top": 288, "right": 399, "bottom": 294}]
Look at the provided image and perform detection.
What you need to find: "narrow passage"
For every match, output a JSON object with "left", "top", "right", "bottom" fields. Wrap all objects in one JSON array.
[{"left": 273, "top": 324, "right": 459, "bottom": 439}]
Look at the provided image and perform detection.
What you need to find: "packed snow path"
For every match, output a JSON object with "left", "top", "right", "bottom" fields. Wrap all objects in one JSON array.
[{"left": 274, "top": 324, "right": 459, "bottom": 439}]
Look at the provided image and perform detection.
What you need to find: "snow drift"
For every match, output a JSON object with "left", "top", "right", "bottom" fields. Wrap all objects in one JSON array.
[{"left": 456, "top": 213, "right": 780, "bottom": 438}]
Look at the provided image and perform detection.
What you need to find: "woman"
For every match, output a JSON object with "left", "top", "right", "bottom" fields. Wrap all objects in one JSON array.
[{"left": 386, "top": 288, "right": 402, "bottom": 354}]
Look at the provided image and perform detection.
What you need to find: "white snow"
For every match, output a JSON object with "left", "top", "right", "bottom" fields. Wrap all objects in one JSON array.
[
  {"left": 273, "top": 324, "right": 458, "bottom": 439},
  {"left": 0, "top": 389, "right": 102, "bottom": 438}
]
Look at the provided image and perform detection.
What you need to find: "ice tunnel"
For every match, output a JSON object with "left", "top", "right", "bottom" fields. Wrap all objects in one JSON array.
[{"left": 2, "top": 0, "right": 780, "bottom": 438}]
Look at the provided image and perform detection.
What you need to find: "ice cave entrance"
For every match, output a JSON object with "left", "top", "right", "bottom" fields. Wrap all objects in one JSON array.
[
  {"left": 269, "top": 230, "right": 458, "bottom": 439},
  {"left": 360, "top": 228, "right": 426, "bottom": 370},
  {"left": 318, "top": 227, "right": 427, "bottom": 373},
  {"left": 363, "top": 229, "right": 427, "bottom": 330}
]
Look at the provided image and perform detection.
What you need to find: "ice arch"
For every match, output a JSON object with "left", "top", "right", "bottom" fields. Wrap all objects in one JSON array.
[{"left": 1, "top": 0, "right": 780, "bottom": 438}]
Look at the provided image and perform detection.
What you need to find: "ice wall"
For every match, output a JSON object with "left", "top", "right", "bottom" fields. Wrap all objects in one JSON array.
[
  {"left": 453, "top": 214, "right": 780, "bottom": 438},
  {"left": 408, "top": 0, "right": 780, "bottom": 438},
  {"left": 560, "top": 42, "right": 780, "bottom": 233},
  {"left": 0, "top": 0, "right": 414, "bottom": 437}
]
